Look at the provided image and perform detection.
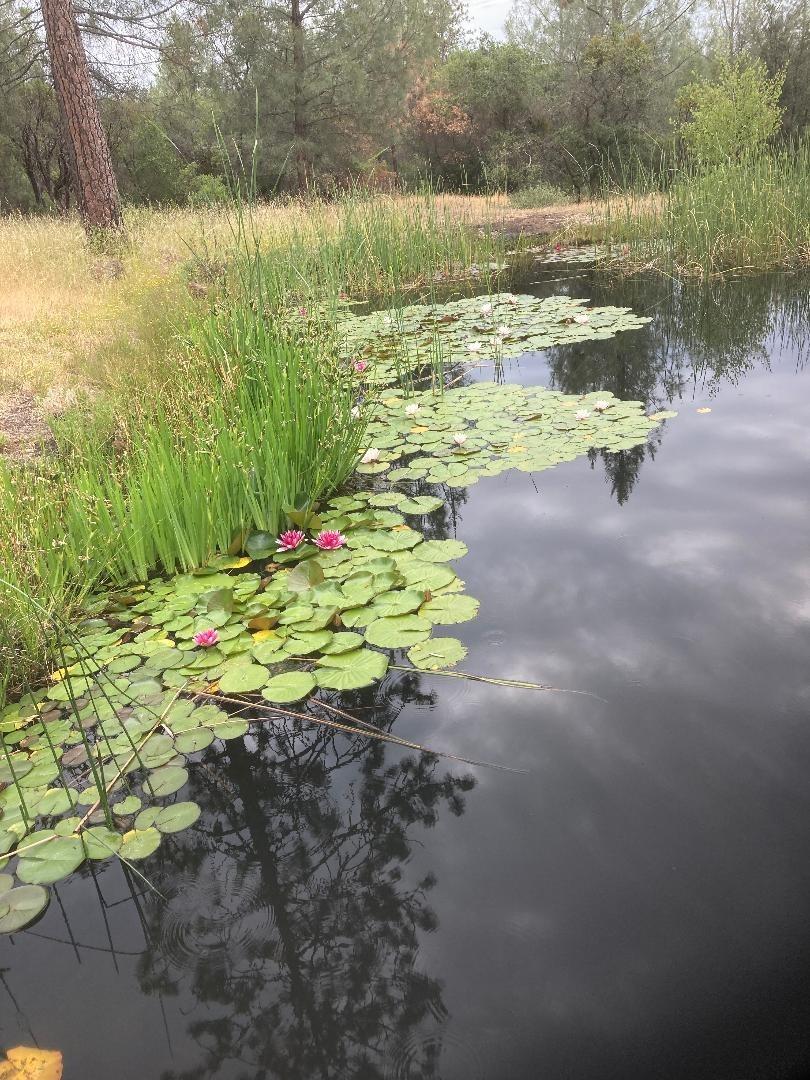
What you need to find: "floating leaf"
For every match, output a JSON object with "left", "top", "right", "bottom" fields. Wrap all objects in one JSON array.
[
  {"left": 245, "top": 532, "right": 276, "bottom": 558},
  {"left": 174, "top": 728, "right": 215, "bottom": 754},
  {"left": 419, "top": 594, "right": 480, "bottom": 625},
  {"left": 81, "top": 827, "right": 122, "bottom": 861},
  {"left": 261, "top": 672, "right": 316, "bottom": 703},
  {"left": 143, "top": 765, "right": 188, "bottom": 797},
  {"left": 0, "top": 886, "right": 50, "bottom": 935},
  {"left": 365, "top": 615, "right": 432, "bottom": 649},
  {"left": 314, "top": 649, "right": 389, "bottom": 690},
  {"left": 219, "top": 663, "right": 269, "bottom": 694},
  {"left": 136, "top": 801, "right": 200, "bottom": 835},
  {"left": 16, "top": 836, "right": 83, "bottom": 885},
  {"left": 407, "top": 637, "right": 468, "bottom": 670},
  {"left": 113, "top": 795, "right": 142, "bottom": 816},
  {"left": 398, "top": 495, "right": 444, "bottom": 515},
  {"left": 119, "top": 828, "right": 161, "bottom": 860}
]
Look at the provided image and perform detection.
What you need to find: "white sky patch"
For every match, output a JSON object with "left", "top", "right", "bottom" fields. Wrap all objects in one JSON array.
[{"left": 466, "top": 0, "right": 509, "bottom": 38}]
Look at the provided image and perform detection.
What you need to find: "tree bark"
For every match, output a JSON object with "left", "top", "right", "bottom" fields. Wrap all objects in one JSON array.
[
  {"left": 39, "top": 0, "right": 122, "bottom": 230},
  {"left": 290, "top": 0, "right": 309, "bottom": 192}
]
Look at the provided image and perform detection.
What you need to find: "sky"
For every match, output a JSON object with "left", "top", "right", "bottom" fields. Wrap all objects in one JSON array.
[{"left": 467, "top": 0, "right": 509, "bottom": 38}]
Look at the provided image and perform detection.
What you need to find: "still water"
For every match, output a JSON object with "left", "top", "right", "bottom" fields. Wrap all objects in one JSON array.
[{"left": 3, "top": 272, "right": 810, "bottom": 1079}]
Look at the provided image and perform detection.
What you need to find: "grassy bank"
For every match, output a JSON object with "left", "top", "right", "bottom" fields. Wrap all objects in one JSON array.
[
  {"left": 570, "top": 144, "right": 810, "bottom": 276},
  {"left": 0, "top": 191, "right": 512, "bottom": 693},
  {"left": 0, "top": 192, "right": 510, "bottom": 399}
]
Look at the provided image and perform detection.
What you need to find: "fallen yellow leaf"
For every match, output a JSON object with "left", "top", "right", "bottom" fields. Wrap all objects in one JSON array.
[
  {"left": 0, "top": 1047, "right": 63, "bottom": 1080},
  {"left": 696, "top": 407, "right": 712, "bottom": 413},
  {"left": 252, "top": 629, "right": 279, "bottom": 641}
]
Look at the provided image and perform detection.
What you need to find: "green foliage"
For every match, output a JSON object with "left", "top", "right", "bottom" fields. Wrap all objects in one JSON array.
[
  {"left": 677, "top": 59, "right": 785, "bottom": 166},
  {"left": 588, "top": 139, "right": 810, "bottom": 274},
  {"left": 510, "top": 182, "right": 571, "bottom": 208}
]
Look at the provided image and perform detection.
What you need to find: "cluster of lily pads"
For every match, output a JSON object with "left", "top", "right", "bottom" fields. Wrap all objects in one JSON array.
[
  {"left": 340, "top": 292, "right": 650, "bottom": 384},
  {"left": 355, "top": 383, "right": 676, "bottom": 486},
  {"left": 0, "top": 286, "right": 673, "bottom": 935},
  {"left": 0, "top": 496, "right": 477, "bottom": 928}
]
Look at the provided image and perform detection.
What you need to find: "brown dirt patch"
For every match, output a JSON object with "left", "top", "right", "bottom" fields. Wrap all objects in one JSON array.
[{"left": 0, "top": 390, "right": 55, "bottom": 461}]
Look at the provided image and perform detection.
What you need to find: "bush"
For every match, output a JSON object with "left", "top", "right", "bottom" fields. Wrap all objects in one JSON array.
[
  {"left": 677, "top": 59, "right": 785, "bottom": 167},
  {"left": 509, "top": 182, "right": 572, "bottom": 208}
]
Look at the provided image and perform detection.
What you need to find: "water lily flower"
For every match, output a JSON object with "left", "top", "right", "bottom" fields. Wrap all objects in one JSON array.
[
  {"left": 383, "top": 314, "right": 393, "bottom": 326},
  {"left": 497, "top": 324, "right": 511, "bottom": 337},
  {"left": 354, "top": 359, "right": 368, "bottom": 373},
  {"left": 405, "top": 403, "right": 420, "bottom": 416},
  {"left": 193, "top": 628, "right": 219, "bottom": 648},
  {"left": 575, "top": 409, "right": 591, "bottom": 421},
  {"left": 480, "top": 302, "right": 493, "bottom": 316},
  {"left": 277, "top": 529, "right": 307, "bottom": 552},
  {"left": 594, "top": 399, "right": 610, "bottom": 412},
  {"left": 298, "top": 307, "right": 308, "bottom": 316},
  {"left": 452, "top": 432, "right": 467, "bottom": 445},
  {"left": 573, "top": 313, "right": 590, "bottom": 324},
  {"left": 314, "top": 529, "right": 347, "bottom": 550},
  {"left": 361, "top": 448, "right": 380, "bottom": 464},
  {"left": 466, "top": 341, "right": 483, "bottom": 353},
  {"left": 351, "top": 405, "right": 361, "bottom": 419},
  {"left": 554, "top": 243, "right": 562, "bottom": 254}
]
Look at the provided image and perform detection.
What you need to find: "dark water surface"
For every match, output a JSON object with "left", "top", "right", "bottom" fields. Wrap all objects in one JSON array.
[{"left": 3, "top": 273, "right": 810, "bottom": 1080}]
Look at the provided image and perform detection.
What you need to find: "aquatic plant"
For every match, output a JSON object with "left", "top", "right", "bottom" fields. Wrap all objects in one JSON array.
[
  {"left": 356, "top": 382, "right": 674, "bottom": 487},
  {"left": 340, "top": 292, "right": 651, "bottom": 385},
  {"left": 0, "top": 496, "right": 481, "bottom": 930}
]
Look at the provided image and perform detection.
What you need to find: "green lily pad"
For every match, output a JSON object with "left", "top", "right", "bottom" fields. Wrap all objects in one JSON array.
[
  {"left": 16, "top": 835, "right": 84, "bottom": 885},
  {"left": 219, "top": 663, "right": 270, "bottom": 695},
  {"left": 0, "top": 884, "right": 49, "bottom": 933},
  {"left": 407, "top": 636, "right": 468, "bottom": 670},
  {"left": 419, "top": 594, "right": 480, "bottom": 624},
  {"left": 81, "top": 826, "right": 123, "bottom": 860},
  {"left": 365, "top": 615, "right": 432, "bottom": 649},
  {"left": 315, "top": 649, "right": 389, "bottom": 690},
  {"left": 119, "top": 827, "right": 162, "bottom": 860},
  {"left": 261, "top": 671, "right": 316, "bottom": 703},
  {"left": 143, "top": 765, "right": 188, "bottom": 797},
  {"left": 174, "top": 728, "right": 215, "bottom": 754}
]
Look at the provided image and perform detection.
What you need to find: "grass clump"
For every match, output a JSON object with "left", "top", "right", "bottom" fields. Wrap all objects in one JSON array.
[
  {"left": 579, "top": 141, "right": 810, "bottom": 276},
  {"left": 509, "top": 183, "right": 572, "bottom": 210}
]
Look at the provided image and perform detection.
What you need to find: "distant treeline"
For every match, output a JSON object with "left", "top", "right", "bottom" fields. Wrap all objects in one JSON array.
[{"left": 1, "top": 0, "right": 809, "bottom": 210}]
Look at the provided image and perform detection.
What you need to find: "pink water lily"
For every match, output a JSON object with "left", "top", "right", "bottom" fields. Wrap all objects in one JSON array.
[
  {"left": 277, "top": 529, "right": 307, "bottom": 552},
  {"left": 452, "top": 431, "right": 467, "bottom": 445},
  {"left": 298, "top": 307, "right": 308, "bottom": 316},
  {"left": 314, "top": 529, "right": 347, "bottom": 550},
  {"left": 193, "top": 628, "right": 220, "bottom": 648},
  {"left": 361, "top": 448, "right": 380, "bottom": 464},
  {"left": 354, "top": 359, "right": 368, "bottom": 373},
  {"left": 594, "top": 399, "right": 611, "bottom": 412}
]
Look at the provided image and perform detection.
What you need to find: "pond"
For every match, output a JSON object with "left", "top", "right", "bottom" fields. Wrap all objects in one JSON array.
[{"left": 2, "top": 270, "right": 810, "bottom": 1079}]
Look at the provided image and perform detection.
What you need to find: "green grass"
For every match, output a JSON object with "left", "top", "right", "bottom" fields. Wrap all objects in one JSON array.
[{"left": 581, "top": 142, "right": 810, "bottom": 276}]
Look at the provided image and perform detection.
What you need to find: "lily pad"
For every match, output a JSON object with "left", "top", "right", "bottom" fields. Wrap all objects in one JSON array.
[
  {"left": 0, "top": 884, "right": 50, "bottom": 933},
  {"left": 407, "top": 637, "right": 468, "bottom": 670},
  {"left": 16, "top": 835, "right": 84, "bottom": 885},
  {"left": 261, "top": 671, "right": 316, "bottom": 703},
  {"left": 219, "top": 663, "right": 269, "bottom": 695},
  {"left": 365, "top": 615, "right": 432, "bottom": 649},
  {"left": 315, "top": 649, "right": 389, "bottom": 690}
]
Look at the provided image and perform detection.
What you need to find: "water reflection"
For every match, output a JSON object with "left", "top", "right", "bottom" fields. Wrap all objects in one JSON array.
[{"left": 132, "top": 685, "right": 475, "bottom": 1079}]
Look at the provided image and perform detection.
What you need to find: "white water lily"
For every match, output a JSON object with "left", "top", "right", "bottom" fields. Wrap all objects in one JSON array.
[
  {"left": 452, "top": 432, "right": 467, "bottom": 445},
  {"left": 575, "top": 409, "right": 591, "bottom": 421},
  {"left": 573, "top": 313, "right": 590, "bottom": 324},
  {"left": 466, "top": 341, "right": 483, "bottom": 353},
  {"left": 497, "top": 324, "right": 511, "bottom": 337},
  {"left": 480, "top": 302, "right": 493, "bottom": 316},
  {"left": 405, "top": 403, "right": 420, "bottom": 416},
  {"left": 593, "top": 399, "right": 610, "bottom": 412},
  {"left": 383, "top": 315, "right": 393, "bottom": 326},
  {"left": 351, "top": 405, "right": 361, "bottom": 419},
  {"left": 361, "top": 448, "right": 381, "bottom": 464}
]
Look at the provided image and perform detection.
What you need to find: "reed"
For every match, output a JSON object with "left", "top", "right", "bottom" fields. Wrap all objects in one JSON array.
[{"left": 575, "top": 141, "right": 810, "bottom": 276}]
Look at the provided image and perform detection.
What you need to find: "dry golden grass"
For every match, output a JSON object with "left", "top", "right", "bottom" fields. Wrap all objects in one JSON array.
[{"left": 0, "top": 194, "right": 518, "bottom": 402}]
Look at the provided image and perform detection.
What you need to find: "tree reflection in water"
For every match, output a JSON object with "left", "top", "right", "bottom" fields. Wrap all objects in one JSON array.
[{"left": 126, "top": 673, "right": 475, "bottom": 1080}]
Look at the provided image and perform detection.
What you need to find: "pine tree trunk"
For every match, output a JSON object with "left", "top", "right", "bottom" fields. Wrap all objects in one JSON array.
[{"left": 40, "top": 0, "right": 122, "bottom": 231}]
